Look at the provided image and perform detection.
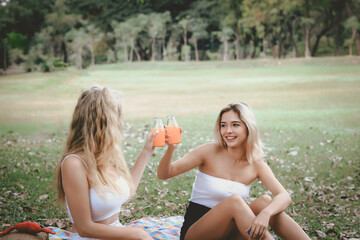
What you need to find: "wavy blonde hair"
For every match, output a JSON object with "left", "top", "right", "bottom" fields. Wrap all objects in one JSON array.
[
  {"left": 214, "top": 102, "right": 264, "bottom": 163},
  {"left": 54, "top": 86, "right": 134, "bottom": 205}
]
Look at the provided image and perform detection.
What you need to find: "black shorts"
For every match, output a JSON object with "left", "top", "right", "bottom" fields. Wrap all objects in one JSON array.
[{"left": 180, "top": 201, "right": 211, "bottom": 240}]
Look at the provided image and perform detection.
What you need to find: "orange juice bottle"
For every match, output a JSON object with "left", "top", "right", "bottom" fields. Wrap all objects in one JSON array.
[
  {"left": 152, "top": 117, "right": 166, "bottom": 147},
  {"left": 166, "top": 114, "right": 181, "bottom": 144}
]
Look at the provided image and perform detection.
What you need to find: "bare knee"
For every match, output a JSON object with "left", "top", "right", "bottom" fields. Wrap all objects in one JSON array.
[
  {"left": 226, "top": 194, "right": 248, "bottom": 211},
  {"left": 250, "top": 194, "right": 272, "bottom": 215},
  {"left": 259, "top": 194, "right": 272, "bottom": 205}
]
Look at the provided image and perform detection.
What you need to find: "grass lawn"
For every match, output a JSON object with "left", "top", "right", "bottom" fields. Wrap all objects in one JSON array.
[{"left": 0, "top": 57, "right": 359, "bottom": 239}]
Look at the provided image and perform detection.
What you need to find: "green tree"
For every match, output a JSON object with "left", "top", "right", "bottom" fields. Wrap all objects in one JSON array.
[
  {"left": 0, "top": 0, "right": 55, "bottom": 69},
  {"left": 219, "top": 0, "right": 244, "bottom": 59},
  {"left": 179, "top": 16, "right": 193, "bottom": 61},
  {"left": 345, "top": 0, "right": 360, "bottom": 55},
  {"left": 68, "top": 0, "right": 151, "bottom": 31},
  {"left": 126, "top": 15, "right": 147, "bottom": 61},
  {"left": 44, "top": 0, "right": 81, "bottom": 62},
  {"left": 112, "top": 21, "right": 131, "bottom": 62},
  {"left": 160, "top": 11, "right": 172, "bottom": 61},
  {"left": 214, "top": 27, "right": 234, "bottom": 61},
  {"left": 345, "top": 16, "right": 360, "bottom": 55},
  {"left": 65, "top": 28, "right": 89, "bottom": 69},
  {"left": 141, "top": 13, "right": 163, "bottom": 61},
  {"left": 165, "top": 24, "right": 182, "bottom": 61},
  {"left": 85, "top": 23, "right": 104, "bottom": 66},
  {"left": 189, "top": 18, "right": 208, "bottom": 61}
]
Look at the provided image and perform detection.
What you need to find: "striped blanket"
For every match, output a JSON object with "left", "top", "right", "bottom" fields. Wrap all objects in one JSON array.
[{"left": 47, "top": 216, "right": 184, "bottom": 240}]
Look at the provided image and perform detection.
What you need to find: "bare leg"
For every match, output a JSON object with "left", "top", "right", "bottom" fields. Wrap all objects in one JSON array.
[
  {"left": 249, "top": 195, "right": 311, "bottom": 240},
  {"left": 185, "top": 194, "right": 275, "bottom": 240}
]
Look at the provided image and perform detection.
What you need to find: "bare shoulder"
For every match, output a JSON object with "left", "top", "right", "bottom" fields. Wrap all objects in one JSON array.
[
  {"left": 252, "top": 159, "right": 268, "bottom": 168},
  {"left": 61, "top": 155, "right": 89, "bottom": 189},
  {"left": 252, "top": 159, "right": 273, "bottom": 176},
  {"left": 61, "top": 155, "right": 87, "bottom": 174}
]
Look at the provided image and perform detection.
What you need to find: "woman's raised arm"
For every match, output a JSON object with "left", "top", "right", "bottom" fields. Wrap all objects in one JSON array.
[
  {"left": 157, "top": 143, "right": 211, "bottom": 180},
  {"left": 130, "top": 132, "right": 157, "bottom": 192}
]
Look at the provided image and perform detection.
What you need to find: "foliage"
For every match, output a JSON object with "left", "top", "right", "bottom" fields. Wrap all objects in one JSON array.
[
  {"left": 4, "top": 32, "right": 27, "bottom": 51},
  {"left": 1, "top": 0, "right": 360, "bottom": 69}
]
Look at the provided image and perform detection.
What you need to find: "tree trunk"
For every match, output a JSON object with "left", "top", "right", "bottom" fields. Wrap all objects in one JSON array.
[
  {"left": 2, "top": 42, "right": 7, "bottom": 71},
  {"left": 303, "top": 25, "right": 311, "bottom": 58},
  {"left": 123, "top": 45, "right": 128, "bottom": 62},
  {"left": 89, "top": 40, "right": 95, "bottom": 66},
  {"left": 259, "top": 35, "right": 266, "bottom": 58},
  {"left": 61, "top": 41, "right": 68, "bottom": 63},
  {"left": 345, "top": 1, "right": 360, "bottom": 55},
  {"left": 134, "top": 46, "right": 141, "bottom": 61},
  {"left": 252, "top": 40, "right": 258, "bottom": 59},
  {"left": 183, "top": 28, "right": 188, "bottom": 62},
  {"left": 76, "top": 48, "right": 82, "bottom": 70},
  {"left": 223, "top": 40, "right": 229, "bottom": 61},
  {"left": 122, "top": 36, "right": 128, "bottom": 62},
  {"left": 151, "top": 38, "right": 156, "bottom": 61},
  {"left": 311, "top": 23, "right": 333, "bottom": 57},
  {"left": 194, "top": 38, "right": 199, "bottom": 61},
  {"left": 277, "top": 34, "right": 282, "bottom": 59},
  {"left": 289, "top": 19, "right": 299, "bottom": 58},
  {"left": 129, "top": 46, "right": 134, "bottom": 62},
  {"left": 268, "top": 37, "right": 276, "bottom": 59},
  {"left": 234, "top": 32, "right": 240, "bottom": 60},
  {"left": 334, "top": 39, "right": 340, "bottom": 56},
  {"left": 162, "top": 37, "right": 168, "bottom": 61},
  {"left": 350, "top": 28, "right": 360, "bottom": 56}
]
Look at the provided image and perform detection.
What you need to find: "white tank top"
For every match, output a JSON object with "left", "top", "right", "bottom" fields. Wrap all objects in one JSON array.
[
  {"left": 190, "top": 171, "right": 250, "bottom": 208},
  {"left": 61, "top": 154, "right": 130, "bottom": 223}
]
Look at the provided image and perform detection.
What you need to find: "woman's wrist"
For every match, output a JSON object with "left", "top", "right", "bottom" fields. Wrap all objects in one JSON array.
[
  {"left": 260, "top": 207, "right": 272, "bottom": 218},
  {"left": 141, "top": 147, "right": 153, "bottom": 158},
  {"left": 167, "top": 144, "right": 177, "bottom": 151}
]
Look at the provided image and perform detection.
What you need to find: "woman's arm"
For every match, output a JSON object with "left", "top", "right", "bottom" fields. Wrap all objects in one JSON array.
[
  {"left": 256, "top": 160, "right": 292, "bottom": 215},
  {"left": 130, "top": 132, "right": 157, "bottom": 192},
  {"left": 157, "top": 143, "right": 210, "bottom": 180},
  {"left": 62, "top": 156, "right": 152, "bottom": 240},
  {"left": 248, "top": 160, "right": 292, "bottom": 239}
]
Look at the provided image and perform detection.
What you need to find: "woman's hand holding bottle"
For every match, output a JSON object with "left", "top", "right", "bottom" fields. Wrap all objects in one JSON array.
[{"left": 152, "top": 115, "right": 182, "bottom": 148}]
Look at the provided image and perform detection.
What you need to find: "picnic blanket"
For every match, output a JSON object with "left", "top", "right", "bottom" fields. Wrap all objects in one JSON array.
[
  {"left": 46, "top": 216, "right": 184, "bottom": 240},
  {"left": 126, "top": 216, "right": 183, "bottom": 239}
]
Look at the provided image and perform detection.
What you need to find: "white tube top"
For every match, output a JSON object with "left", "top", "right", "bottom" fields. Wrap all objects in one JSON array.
[
  {"left": 190, "top": 171, "right": 250, "bottom": 208},
  {"left": 62, "top": 154, "right": 130, "bottom": 223}
]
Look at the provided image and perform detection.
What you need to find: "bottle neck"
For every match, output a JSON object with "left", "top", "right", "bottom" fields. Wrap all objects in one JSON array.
[
  {"left": 153, "top": 118, "right": 164, "bottom": 129},
  {"left": 167, "top": 115, "right": 178, "bottom": 127}
]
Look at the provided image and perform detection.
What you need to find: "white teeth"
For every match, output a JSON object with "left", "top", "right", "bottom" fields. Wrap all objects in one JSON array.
[{"left": 227, "top": 137, "right": 236, "bottom": 139}]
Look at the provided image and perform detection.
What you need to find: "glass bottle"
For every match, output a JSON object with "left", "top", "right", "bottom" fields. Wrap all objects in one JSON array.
[
  {"left": 166, "top": 114, "right": 181, "bottom": 144},
  {"left": 152, "top": 117, "right": 165, "bottom": 147}
]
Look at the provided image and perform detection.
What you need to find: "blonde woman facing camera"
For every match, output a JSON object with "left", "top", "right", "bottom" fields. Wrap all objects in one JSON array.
[
  {"left": 54, "top": 86, "right": 155, "bottom": 240},
  {"left": 157, "top": 102, "right": 310, "bottom": 240}
]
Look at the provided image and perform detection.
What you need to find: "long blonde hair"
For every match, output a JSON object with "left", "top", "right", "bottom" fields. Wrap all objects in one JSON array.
[
  {"left": 54, "top": 86, "right": 134, "bottom": 204},
  {"left": 214, "top": 102, "right": 264, "bottom": 163}
]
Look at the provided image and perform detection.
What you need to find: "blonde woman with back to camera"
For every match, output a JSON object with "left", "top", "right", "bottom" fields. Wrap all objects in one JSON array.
[
  {"left": 157, "top": 102, "right": 311, "bottom": 240},
  {"left": 54, "top": 86, "right": 156, "bottom": 240}
]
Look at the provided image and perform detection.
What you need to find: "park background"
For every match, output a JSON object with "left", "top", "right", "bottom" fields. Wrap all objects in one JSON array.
[{"left": 0, "top": 0, "right": 360, "bottom": 239}]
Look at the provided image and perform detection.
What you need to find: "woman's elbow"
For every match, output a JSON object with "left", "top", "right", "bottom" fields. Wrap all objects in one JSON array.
[
  {"left": 77, "top": 229, "right": 89, "bottom": 238},
  {"left": 157, "top": 171, "right": 169, "bottom": 180},
  {"left": 76, "top": 223, "right": 94, "bottom": 238},
  {"left": 285, "top": 192, "right": 292, "bottom": 205}
]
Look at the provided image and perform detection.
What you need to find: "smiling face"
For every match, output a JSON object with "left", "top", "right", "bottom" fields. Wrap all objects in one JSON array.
[{"left": 220, "top": 110, "right": 248, "bottom": 148}]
